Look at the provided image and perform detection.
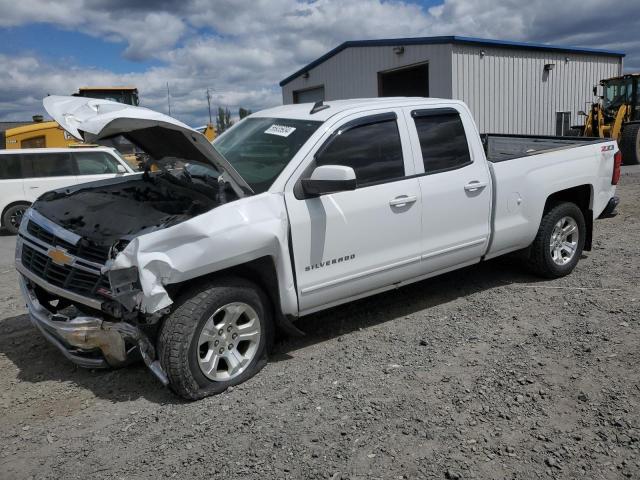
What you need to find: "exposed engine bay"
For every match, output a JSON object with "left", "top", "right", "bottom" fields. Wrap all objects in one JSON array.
[{"left": 32, "top": 164, "right": 237, "bottom": 249}]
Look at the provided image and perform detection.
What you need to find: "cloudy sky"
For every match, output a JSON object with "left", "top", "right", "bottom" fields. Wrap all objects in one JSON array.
[{"left": 0, "top": 0, "right": 637, "bottom": 126}]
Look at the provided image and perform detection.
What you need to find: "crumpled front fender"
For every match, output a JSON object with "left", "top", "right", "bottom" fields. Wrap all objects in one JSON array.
[{"left": 107, "top": 193, "right": 298, "bottom": 316}]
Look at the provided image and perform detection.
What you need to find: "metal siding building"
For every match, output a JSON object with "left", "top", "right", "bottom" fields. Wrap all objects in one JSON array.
[{"left": 280, "top": 37, "right": 624, "bottom": 135}]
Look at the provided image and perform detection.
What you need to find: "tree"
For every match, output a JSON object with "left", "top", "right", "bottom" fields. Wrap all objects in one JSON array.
[
  {"left": 216, "top": 107, "right": 233, "bottom": 133},
  {"left": 239, "top": 107, "right": 252, "bottom": 119}
]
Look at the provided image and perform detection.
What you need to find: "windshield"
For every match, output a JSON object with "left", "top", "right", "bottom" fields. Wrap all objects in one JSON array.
[{"left": 214, "top": 117, "right": 322, "bottom": 193}]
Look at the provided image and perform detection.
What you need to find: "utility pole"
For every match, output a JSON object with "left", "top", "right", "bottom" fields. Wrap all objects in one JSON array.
[
  {"left": 166, "top": 82, "right": 171, "bottom": 116},
  {"left": 206, "top": 88, "right": 213, "bottom": 125}
]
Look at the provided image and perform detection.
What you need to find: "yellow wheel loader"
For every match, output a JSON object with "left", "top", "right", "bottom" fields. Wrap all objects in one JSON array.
[{"left": 576, "top": 73, "right": 640, "bottom": 165}]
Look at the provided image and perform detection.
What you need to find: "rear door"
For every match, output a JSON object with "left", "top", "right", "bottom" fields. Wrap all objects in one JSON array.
[
  {"left": 285, "top": 110, "right": 423, "bottom": 313},
  {"left": 404, "top": 107, "right": 492, "bottom": 273},
  {"left": 22, "top": 152, "right": 79, "bottom": 201}
]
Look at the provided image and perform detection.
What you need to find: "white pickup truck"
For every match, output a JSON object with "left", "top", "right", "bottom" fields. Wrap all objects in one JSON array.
[{"left": 16, "top": 96, "right": 621, "bottom": 399}]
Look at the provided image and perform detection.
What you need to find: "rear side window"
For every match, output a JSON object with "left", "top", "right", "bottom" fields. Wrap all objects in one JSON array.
[
  {"left": 412, "top": 110, "right": 472, "bottom": 174},
  {"left": 0, "top": 154, "right": 23, "bottom": 179},
  {"left": 316, "top": 118, "right": 405, "bottom": 186},
  {"left": 74, "top": 151, "right": 120, "bottom": 175},
  {"left": 28, "top": 153, "right": 74, "bottom": 177}
]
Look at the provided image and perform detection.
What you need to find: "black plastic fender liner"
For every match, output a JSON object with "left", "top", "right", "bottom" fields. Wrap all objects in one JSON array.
[
  {"left": 598, "top": 196, "right": 620, "bottom": 219},
  {"left": 275, "top": 313, "right": 306, "bottom": 337}
]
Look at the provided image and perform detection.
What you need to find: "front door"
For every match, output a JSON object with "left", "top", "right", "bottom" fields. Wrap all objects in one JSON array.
[{"left": 285, "top": 111, "right": 423, "bottom": 314}]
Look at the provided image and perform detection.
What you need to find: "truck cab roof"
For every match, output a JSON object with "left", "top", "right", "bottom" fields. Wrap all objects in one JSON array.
[{"left": 253, "top": 97, "right": 466, "bottom": 122}]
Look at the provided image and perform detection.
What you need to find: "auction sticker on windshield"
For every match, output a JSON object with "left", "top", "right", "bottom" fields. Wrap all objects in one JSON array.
[{"left": 264, "top": 124, "right": 296, "bottom": 137}]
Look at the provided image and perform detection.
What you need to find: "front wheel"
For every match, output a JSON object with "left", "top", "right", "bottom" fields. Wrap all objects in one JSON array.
[
  {"left": 3, "top": 203, "right": 30, "bottom": 235},
  {"left": 525, "top": 202, "right": 586, "bottom": 278},
  {"left": 158, "top": 277, "right": 273, "bottom": 400}
]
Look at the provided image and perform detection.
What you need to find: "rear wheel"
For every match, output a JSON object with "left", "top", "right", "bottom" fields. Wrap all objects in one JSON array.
[
  {"left": 526, "top": 202, "right": 586, "bottom": 278},
  {"left": 620, "top": 123, "right": 640, "bottom": 165},
  {"left": 3, "top": 202, "right": 30, "bottom": 234},
  {"left": 158, "top": 277, "right": 273, "bottom": 400}
]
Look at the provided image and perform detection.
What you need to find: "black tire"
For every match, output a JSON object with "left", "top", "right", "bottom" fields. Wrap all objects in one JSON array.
[
  {"left": 620, "top": 123, "right": 640, "bottom": 165},
  {"left": 158, "top": 276, "right": 273, "bottom": 400},
  {"left": 526, "top": 202, "right": 586, "bottom": 279},
  {"left": 2, "top": 202, "right": 30, "bottom": 234}
]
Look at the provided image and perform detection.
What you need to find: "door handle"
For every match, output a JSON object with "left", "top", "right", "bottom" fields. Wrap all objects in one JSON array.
[
  {"left": 29, "top": 186, "right": 39, "bottom": 189},
  {"left": 464, "top": 181, "right": 488, "bottom": 192},
  {"left": 389, "top": 195, "right": 417, "bottom": 208}
]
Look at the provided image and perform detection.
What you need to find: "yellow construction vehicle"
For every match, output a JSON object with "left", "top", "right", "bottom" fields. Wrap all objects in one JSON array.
[
  {"left": 4, "top": 87, "right": 140, "bottom": 149},
  {"left": 4, "top": 119, "right": 78, "bottom": 149},
  {"left": 576, "top": 73, "right": 640, "bottom": 164},
  {"left": 196, "top": 123, "right": 217, "bottom": 142},
  {"left": 73, "top": 86, "right": 140, "bottom": 105}
]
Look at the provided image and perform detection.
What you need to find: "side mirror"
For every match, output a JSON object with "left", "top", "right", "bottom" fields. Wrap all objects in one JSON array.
[
  {"left": 116, "top": 164, "right": 127, "bottom": 174},
  {"left": 578, "top": 110, "right": 587, "bottom": 116},
  {"left": 301, "top": 165, "right": 357, "bottom": 196}
]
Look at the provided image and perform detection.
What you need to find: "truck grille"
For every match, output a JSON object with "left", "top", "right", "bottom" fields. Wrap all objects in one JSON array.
[
  {"left": 27, "top": 220, "right": 110, "bottom": 264},
  {"left": 21, "top": 243, "right": 110, "bottom": 299},
  {"left": 20, "top": 243, "right": 109, "bottom": 297}
]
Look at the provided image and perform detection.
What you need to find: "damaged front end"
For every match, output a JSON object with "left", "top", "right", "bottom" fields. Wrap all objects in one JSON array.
[
  {"left": 19, "top": 277, "right": 168, "bottom": 384},
  {"left": 15, "top": 208, "right": 175, "bottom": 384},
  {"left": 16, "top": 95, "right": 302, "bottom": 386}
]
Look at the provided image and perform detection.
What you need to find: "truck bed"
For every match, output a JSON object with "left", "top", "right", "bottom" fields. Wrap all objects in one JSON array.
[{"left": 481, "top": 134, "right": 607, "bottom": 163}]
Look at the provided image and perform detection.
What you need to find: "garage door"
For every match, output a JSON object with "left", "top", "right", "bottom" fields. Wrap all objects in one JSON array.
[
  {"left": 293, "top": 86, "right": 325, "bottom": 104},
  {"left": 379, "top": 63, "right": 429, "bottom": 97}
]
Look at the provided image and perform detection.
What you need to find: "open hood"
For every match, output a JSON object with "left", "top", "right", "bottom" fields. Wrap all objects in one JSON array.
[{"left": 43, "top": 95, "right": 253, "bottom": 197}]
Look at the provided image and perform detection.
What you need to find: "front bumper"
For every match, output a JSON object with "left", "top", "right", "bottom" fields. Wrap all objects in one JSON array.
[{"left": 19, "top": 276, "right": 168, "bottom": 384}]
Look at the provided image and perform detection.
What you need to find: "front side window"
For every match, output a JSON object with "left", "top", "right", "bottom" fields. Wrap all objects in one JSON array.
[
  {"left": 413, "top": 111, "right": 472, "bottom": 174},
  {"left": 28, "top": 153, "right": 74, "bottom": 177},
  {"left": 316, "top": 118, "right": 405, "bottom": 186},
  {"left": 74, "top": 151, "right": 120, "bottom": 175},
  {"left": 214, "top": 117, "right": 322, "bottom": 194}
]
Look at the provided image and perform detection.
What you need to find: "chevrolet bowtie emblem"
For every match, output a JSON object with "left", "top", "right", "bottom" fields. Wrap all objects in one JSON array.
[{"left": 47, "top": 248, "right": 73, "bottom": 266}]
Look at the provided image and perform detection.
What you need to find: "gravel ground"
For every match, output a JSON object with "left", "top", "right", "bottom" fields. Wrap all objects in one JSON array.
[{"left": 0, "top": 171, "right": 639, "bottom": 480}]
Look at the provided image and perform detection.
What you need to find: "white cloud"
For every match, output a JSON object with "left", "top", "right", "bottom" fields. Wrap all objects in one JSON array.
[{"left": 0, "top": 0, "right": 637, "bottom": 125}]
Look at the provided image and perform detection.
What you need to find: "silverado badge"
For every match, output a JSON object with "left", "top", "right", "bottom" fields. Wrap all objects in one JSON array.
[{"left": 47, "top": 248, "right": 73, "bottom": 266}]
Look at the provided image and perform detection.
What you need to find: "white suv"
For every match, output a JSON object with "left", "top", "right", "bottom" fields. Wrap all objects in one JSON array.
[{"left": 0, "top": 147, "right": 135, "bottom": 233}]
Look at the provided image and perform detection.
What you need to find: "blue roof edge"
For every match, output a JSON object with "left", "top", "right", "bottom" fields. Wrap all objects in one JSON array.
[{"left": 279, "top": 35, "right": 626, "bottom": 87}]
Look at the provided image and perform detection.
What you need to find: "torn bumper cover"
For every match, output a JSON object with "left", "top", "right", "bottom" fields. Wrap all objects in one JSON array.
[{"left": 19, "top": 276, "right": 168, "bottom": 384}]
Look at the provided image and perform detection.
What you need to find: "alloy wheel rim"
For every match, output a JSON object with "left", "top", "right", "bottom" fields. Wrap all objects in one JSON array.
[
  {"left": 197, "top": 302, "right": 261, "bottom": 381},
  {"left": 549, "top": 216, "right": 579, "bottom": 266}
]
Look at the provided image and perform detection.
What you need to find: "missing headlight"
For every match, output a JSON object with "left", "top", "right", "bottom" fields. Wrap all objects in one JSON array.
[
  {"left": 109, "top": 239, "right": 130, "bottom": 260},
  {"left": 107, "top": 266, "right": 141, "bottom": 312}
]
